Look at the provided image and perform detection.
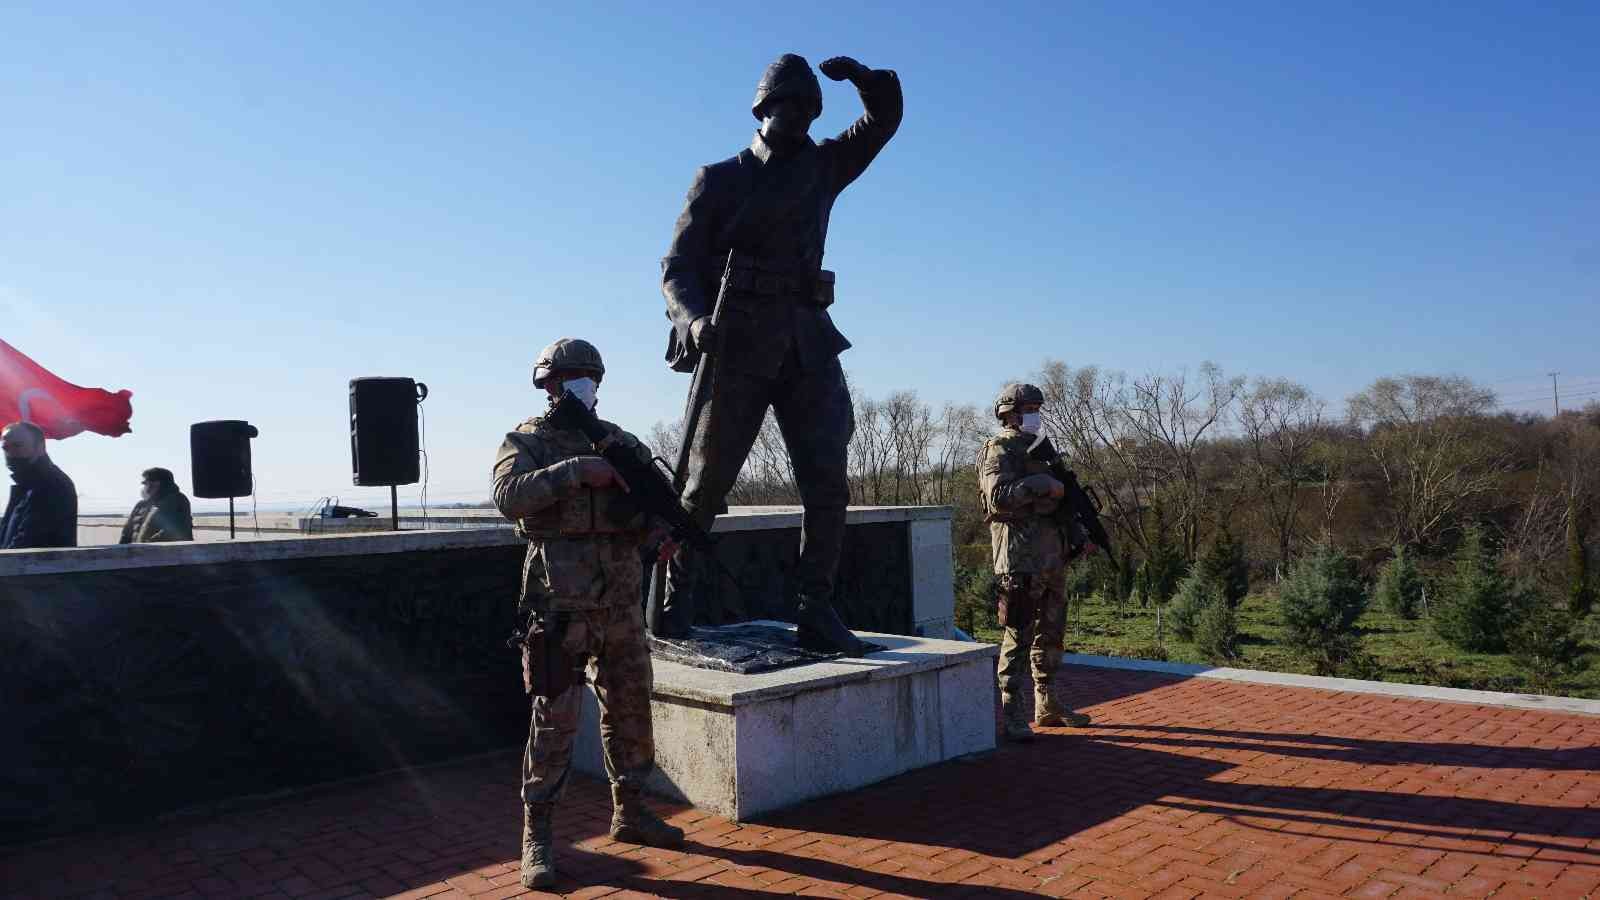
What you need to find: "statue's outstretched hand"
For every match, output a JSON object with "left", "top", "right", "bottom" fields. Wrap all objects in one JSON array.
[{"left": 820, "top": 56, "right": 868, "bottom": 82}]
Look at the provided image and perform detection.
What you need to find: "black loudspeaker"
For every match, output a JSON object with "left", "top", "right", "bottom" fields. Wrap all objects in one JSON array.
[
  {"left": 190, "top": 420, "right": 259, "bottom": 499},
  {"left": 350, "top": 377, "right": 428, "bottom": 486}
]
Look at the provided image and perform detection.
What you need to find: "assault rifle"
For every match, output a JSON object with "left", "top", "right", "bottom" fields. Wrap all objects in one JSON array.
[
  {"left": 1026, "top": 436, "right": 1114, "bottom": 561},
  {"left": 545, "top": 389, "right": 740, "bottom": 584}
]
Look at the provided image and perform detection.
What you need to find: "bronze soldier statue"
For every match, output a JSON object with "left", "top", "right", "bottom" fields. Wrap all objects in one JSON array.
[
  {"left": 977, "top": 383, "right": 1094, "bottom": 742},
  {"left": 493, "top": 339, "right": 684, "bottom": 889},
  {"left": 652, "top": 53, "right": 903, "bottom": 654}
]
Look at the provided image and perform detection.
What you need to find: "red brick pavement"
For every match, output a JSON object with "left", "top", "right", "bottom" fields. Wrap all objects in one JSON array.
[{"left": 3, "top": 665, "right": 1597, "bottom": 899}]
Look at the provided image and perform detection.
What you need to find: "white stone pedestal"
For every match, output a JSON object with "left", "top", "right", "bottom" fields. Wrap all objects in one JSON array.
[{"left": 573, "top": 628, "right": 997, "bottom": 821}]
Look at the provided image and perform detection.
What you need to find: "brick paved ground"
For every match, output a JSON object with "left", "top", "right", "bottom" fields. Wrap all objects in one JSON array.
[{"left": 3, "top": 665, "right": 1597, "bottom": 899}]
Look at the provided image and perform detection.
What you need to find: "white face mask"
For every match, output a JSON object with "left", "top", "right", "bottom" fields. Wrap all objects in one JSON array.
[
  {"left": 1019, "top": 412, "right": 1042, "bottom": 434},
  {"left": 563, "top": 377, "right": 598, "bottom": 410}
]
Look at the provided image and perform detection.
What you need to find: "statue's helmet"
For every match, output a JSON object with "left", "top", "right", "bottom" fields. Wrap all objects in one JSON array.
[
  {"left": 994, "top": 383, "right": 1045, "bottom": 421},
  {"left": 532, "top": 338, "right": 605, "bottom": 389},
  {"left": 751, "top": 53, "right": 823, "bottom": 121}
]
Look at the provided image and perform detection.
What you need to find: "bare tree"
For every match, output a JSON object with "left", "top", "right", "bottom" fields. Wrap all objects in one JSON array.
[
  {"left": 647, "top": 421, "right": 682, "bottom": 474},
  {"left": 1308, "top": 427, "right": 1358, "bottom": 545},
  {"left": 1502, "top": 458, "right": 1566, "bottom": 588},
  {"left": 1347, "top": 375, "right": 1508, "bottom": 551},
  {"left": 1237, "top": 378, "right": 1325, "bottom": 567},
  {"left": 883, "top": 390, "right": 934, "bottom": 504},
  {"left": 1036, "top": 361, "right": 1155, "bottom": 554},
  {"left": 928, "top": 402, "right": 983, "bottom": 506},
  {"left": 848, "top": 395, "right": 892, "bottom": 505},
  {"left": 1511, "top": 417, "right": 1600, "bottom": 597},
  {"left": 737, "top": 412, "right": 801, "bottom": 504},
  {"left": 1121, "top": 362, "right": 1245, "bottom": 560}
]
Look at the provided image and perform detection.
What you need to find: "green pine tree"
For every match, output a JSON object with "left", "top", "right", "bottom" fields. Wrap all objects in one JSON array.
[
  {"left": 1278, "top": 544, "right": 1368, "bottom": 675},
  {"left": 1433, "top": 526, "right": 1518, "bottom": 653},
  {"left": 1197, "top": 529, "right": 1250, "bottom": 607},
  {"left": 1374, "top": 545, "right": 1425, "bottom": 620}
]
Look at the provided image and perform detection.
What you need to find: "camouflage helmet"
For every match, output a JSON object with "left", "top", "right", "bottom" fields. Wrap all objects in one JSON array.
[
  {"left": 532, "top": 338, "right": 605, "bottom": 389},
  {"left": 993, "top": 382, "right": 1045, "bottom": 421},
  {"left": 751, "top": 53, "right": 822, "bottom": 121}
]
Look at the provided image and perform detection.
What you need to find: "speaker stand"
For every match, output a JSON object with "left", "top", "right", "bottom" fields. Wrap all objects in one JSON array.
[
  {"left": 228, "top": 497, "right": 236, "bottom": 540},
  {"left": 390, "top": 485, "right": 399, "bottom": 531}
]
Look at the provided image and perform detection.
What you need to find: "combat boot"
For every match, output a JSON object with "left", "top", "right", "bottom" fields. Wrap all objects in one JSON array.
[
  {"left": 609, "top": 784, "right": 684, "bottom": 848},
  {"left": 795, "top": 594, "right": 868, "bottom": 656},
  {"left": 1035, "top": 686, "right": 1091, "bottom": 727},
  {"left": 1001, "top": 694, "right": 1034, "bottom": 743},
  {"left": 519, "top": 802, "right": 556, "bottom": 889}
]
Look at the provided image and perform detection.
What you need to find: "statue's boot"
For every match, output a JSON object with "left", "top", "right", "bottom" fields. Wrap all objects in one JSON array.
[
  {"left": 1001, "top": 691, "right": 1034, "bottom": 743},
  {"left": 795, "top": 593, "right": 868, "bottom": 657},
  {"left": 1034, "top": 686, "right": 1091, "bottom": 727},
  {"left": 609, "top": 784, "right": 684, "bottom": 848},
  {"left": 519, "top": 802, "right": 556, "bottom": 889}
]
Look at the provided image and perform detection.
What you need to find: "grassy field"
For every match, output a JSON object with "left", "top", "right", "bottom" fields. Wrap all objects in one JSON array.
[{"left": 971, "top": 588, "right": 1600, "bottom": 700}]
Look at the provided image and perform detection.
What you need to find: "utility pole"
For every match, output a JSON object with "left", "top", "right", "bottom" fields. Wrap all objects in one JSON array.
[{"left": 1550, "top": 371, "right": 1561, "bottom": 417}]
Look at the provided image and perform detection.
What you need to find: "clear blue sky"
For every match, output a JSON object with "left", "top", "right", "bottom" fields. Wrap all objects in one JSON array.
[{"left": 3, "top": 2, "right": 1596, "bottom": 513}]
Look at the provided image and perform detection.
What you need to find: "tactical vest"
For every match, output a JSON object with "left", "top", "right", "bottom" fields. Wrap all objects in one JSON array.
[
  {"left": 977, "top": 431, "right": 1060, "bottom": 524},
  {"left": 510, "top": 420, "right": 645, "bottom": 539}
]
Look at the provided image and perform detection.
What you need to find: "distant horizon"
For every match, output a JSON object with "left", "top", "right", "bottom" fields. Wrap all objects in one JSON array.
[{"left": 74, "top": 498, "right": 493, "bottom": 517}]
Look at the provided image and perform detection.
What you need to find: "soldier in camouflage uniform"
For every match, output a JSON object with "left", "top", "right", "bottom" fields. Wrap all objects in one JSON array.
[
  {"left": 492, "top": 338, "right": 684, "bottom": 889},
  {"left": 977, "top": 383, "right": 1094, "bottom": 742}
]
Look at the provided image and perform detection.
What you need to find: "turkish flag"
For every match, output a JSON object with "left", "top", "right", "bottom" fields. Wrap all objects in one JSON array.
[{"left": 0, "top": 339, "right": 134, "bottom": 439}]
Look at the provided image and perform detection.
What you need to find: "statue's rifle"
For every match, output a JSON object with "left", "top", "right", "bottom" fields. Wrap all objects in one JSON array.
[{"left": 647, "top": 250, "right": 740, "bottom": 612}]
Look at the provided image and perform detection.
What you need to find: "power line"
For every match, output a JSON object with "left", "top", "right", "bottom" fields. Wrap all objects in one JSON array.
[
  {"left": 1497, "top": 388, "right": 1600, "bottom": 409},
  {"left": 1496, "top": 379, "right": 1600, "bottom": 404}
]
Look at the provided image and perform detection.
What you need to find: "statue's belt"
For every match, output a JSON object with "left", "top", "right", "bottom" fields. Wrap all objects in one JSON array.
[{"left": 724, "top": 263, "right": 836, "bottom": 308}]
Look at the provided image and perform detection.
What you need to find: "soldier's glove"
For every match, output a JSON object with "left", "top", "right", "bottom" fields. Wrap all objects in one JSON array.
[
  {"left": 819, "top": 56, "right": 870, "bottom": 83},
  {"left": 1021, "top": 473, "right": 1065, "bottom": 500},
  {"left": 689, "top": 316, "right": 718, "bottom": 354},
  {"left": 552, "top": 456, "right": 632, "bottom": 494}
]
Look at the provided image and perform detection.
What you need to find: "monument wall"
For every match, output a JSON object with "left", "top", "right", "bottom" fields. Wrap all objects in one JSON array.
[{"left": 0, "top": 506, "right": 952, "bottom": 843}]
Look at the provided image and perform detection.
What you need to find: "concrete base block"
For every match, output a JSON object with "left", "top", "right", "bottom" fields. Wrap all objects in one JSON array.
[{"left": 573, "top": 627, "right": 997, "bottom": 821}]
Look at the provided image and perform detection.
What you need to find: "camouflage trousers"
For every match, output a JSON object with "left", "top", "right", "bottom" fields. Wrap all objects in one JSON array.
[
  {"left": 521, "top": 602, "right": 655, "bottom": 805},
  {"left": 995, "top": 571, "right": 1067, "bottom": 709}
]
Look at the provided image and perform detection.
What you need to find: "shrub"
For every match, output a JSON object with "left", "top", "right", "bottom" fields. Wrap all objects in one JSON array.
[
  {"left": 1339, "top": 648, "right": 1385, "bottom": 681},
  {"left": 1198, "top": 529, "right": 1250, "bottom": 606},
  {"left": 1433, "top": 526, "right": 1518, "bottom": 652},
  {"left": 1064, "top": 558, "right": 1099, "bottom": 600},
  {"left": 1136, "top": 537, "right": 1187, "bottom": 608},
  {"left": 953, "top": 564, "right": 997, "bottom": 635},
  {"left": 1508, "top": 597, "right": 1590, "bottom": 694},
  {"left": 1374, "top": 545, "right": 1425, "bottom": 620},
  {"left": 1278, "top": 544, "right": 1368, "bottom": 675},
  {"left": 1125, "top": 642, "right": 1169, "bottom": 662},
  {"left": 1193, "top": 590, "right": 1240, "bottom": 662},
  {"left": 1168, "top": 572, "right": 1222, "bottom": 641}
]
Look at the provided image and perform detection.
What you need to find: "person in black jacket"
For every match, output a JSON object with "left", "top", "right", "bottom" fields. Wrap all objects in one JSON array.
[
  {"left": 1, "top": 422, "right": 78, "bottom": 550},
  {"left": 119, "top": 467, "right": 194, "bottom": 543}
]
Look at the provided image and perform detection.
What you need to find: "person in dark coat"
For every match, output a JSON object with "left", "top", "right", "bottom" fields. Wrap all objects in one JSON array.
[
  {"left": 119, "top": 467, "right": 194, "bottom": 543},
  {"left": 1, "top": 421, "right": 78, "bottom": 550},
  {"left": 652, "top": 53, "right": 903, "bottom": 654}
]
